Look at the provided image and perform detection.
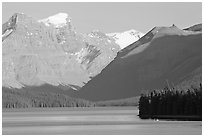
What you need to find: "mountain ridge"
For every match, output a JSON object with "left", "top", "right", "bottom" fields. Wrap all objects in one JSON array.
[{"left": 72, "top": 25, "right": 202, "bottom": 101}]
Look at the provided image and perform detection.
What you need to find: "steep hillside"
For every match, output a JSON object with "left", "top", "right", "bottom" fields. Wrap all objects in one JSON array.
[
  {"left": 175, "top": 66, "right": 202, "bottom": 90},
  {"left": 72, "top": 25, "right": 202, "bottom": 101}
]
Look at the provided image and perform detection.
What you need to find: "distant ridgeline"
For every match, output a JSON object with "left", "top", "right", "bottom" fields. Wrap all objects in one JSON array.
[{"left": 138, "top": 84, "right": 202, "bottom": 121}]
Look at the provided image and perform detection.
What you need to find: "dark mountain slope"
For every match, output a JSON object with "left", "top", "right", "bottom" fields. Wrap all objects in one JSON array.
[
  {"left": 71, "top": 26, "right": 202, "bottom": 101},
  {"left": 184, "top": 23, "right": 202, "bottom": 32},
  {"left": 176, "top": 66, "right": 202, "bottom": 90}
]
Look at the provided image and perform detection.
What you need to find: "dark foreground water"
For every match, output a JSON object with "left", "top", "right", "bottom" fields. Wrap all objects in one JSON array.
[{"left": 2, "top": 107, "right": 202, "bottom": 135}]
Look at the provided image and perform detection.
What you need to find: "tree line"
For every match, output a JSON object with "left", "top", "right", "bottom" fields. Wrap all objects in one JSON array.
[
  {"left": 139, "top": 84, "right": 202, "bottom": 120},
  {"left": 2, "top": 87, "right": 95, "bottom": 108}
]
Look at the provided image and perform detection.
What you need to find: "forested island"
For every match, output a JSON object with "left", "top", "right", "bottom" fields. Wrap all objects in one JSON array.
[{"left": 138, "top": 84, "right": 202, "bottom": 121}]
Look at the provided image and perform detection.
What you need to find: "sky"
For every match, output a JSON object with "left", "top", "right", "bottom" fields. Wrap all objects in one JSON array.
[{"left": 2, "top": 2, "right": 202, "bottom": 34}]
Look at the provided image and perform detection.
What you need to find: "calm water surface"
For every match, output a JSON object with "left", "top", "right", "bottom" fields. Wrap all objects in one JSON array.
[{"left": 2, "top": 107, "right": 202, "bottom": 135}]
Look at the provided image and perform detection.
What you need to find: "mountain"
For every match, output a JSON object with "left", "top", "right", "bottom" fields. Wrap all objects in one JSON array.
[
  {"left": 106, "top": 29, "right": 144, "bottom": 49},
  {"left": 2, "top": 13, "right": 120, "bottom": 90},
  {"left": 70, "top": 24, "right": 202, "bottom": 101},
  {"left": 3, "top": 13, "right": 202, "bottom": 103},
  {"left": 184, "top": 23, "right": 202, "bottom": 32}
]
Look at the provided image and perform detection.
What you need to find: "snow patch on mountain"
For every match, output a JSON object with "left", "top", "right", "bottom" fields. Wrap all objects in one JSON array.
[
  {"left": 38, "top": 13, "right": 71, "bottom": 28},
  {"left": 107, "top": 29, "right": 144, "bottom": 49}
]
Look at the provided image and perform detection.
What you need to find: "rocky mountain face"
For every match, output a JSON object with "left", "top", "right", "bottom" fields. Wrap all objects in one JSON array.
[
  {"left": 2, "top": 13, "right": 120, "bottom": 89},
  {"left": 71, "top": 25, "right": 202, "bottom": 101},
  {"left": 106, "top": 29, "right": 144, "bottom": 49}
]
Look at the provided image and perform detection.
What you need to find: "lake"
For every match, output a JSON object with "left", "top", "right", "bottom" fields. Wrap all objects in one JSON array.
[{"left": 2, "top": 107, "right": 202, "bottom": 135}]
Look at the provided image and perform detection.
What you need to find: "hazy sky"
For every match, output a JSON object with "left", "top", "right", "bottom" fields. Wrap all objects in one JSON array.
[{"left": 2, "top": 2, "right": 202, "bottom": 34}]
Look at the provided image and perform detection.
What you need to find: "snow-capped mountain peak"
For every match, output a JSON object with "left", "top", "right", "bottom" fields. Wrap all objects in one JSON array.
[
  {"left": 106, "top": 29, "right": 144, "bottom": 49},
  {"left": 3, "top": 13, "right": 120, "bottom": 89},
  {"left": 38, "top": 13, "right": 71, "bottom": 28}
]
